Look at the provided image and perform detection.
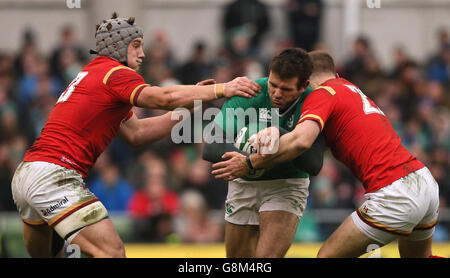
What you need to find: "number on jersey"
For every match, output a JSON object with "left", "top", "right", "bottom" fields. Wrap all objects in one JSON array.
[
  {"left": 345, "top": 84, "right": 385, "bottom": 116},
  {"left": 57, "top": 71, "right": 88, "bottom": 104}
]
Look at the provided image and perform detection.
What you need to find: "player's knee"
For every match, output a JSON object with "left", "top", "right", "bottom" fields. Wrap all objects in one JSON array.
[
  {"left": 114, "top": 244, "right": 126, "bottom": 258},
  {"left": 106, "top": 240, "right": 126, "bottom": 258},
  {"left": 255, "top": 245, "right": 286, "bottom": 258},
  {"left": 316, "top": 246, "right": 332, "bottom": 258},
  {"left": 78, "top": 234, "right": 126, "bottom": 258},
  {"left": 109, "top": 249, "right": 126, "bottom": 258},
  {"left": 227, "top": 246, "right": 252, "bottom": 258},
  {"left": 255, "top": 251, "right": 280, "bottom": 258},
  {"left": 89, "top": 242, "right": 125, "bottom": 258}
]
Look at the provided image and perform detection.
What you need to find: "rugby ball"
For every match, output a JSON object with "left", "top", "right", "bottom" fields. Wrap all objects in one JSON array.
[{"left": 234, "top": 122, "right": 265, "bottom": 178}]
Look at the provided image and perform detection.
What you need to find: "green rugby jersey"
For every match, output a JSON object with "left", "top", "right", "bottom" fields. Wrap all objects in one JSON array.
[{"left": 214, "top": 77, "right": 313, "bottom": 181}]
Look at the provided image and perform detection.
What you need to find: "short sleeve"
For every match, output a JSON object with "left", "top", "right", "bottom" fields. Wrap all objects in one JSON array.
[
  {"left": 297, "top": 88, "right": 335, "bottom": 131},
  {"left": 104, "top": 67, "right": 149, "bottom": 105}
]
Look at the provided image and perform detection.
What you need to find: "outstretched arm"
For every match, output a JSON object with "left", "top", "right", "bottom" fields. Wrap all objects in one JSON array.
[
  {"left": 291, "top": 131, "right": 326, "bottom": 176},
  {"left": 136, "top": 77, "right": 261, "bottom": 110},
  {"left": 252, "top": 120, "right": 322, "bottom": 169},
  {"left": 118, "top": 111, "right": 182, "bottom": 147},
  {"left": 203, "top": 123, "right": 325, "bottom": 174},
  {"left": 119, "top": 79, "right": 222, "bottom": 147},
  {"left": 212, "top": 120, "right": 322, "bottom": 180}
]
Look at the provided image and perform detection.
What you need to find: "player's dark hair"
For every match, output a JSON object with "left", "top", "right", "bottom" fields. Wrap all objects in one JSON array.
[
  {"left": 269, "top": 48, "right": 313, "bottom": 89},
  {"left": 309, "top": 50, "right": 336, "bottom": 75}
]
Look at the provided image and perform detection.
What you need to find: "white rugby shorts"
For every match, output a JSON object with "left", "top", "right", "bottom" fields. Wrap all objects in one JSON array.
[
  {"left": 225, "top": 178, "right": 310, "bottom": 225},
  {"left": 11, "top": 161, "right": 109, "bottom": 242},
  {"left": 352, "top": 167, "right": 439, "bottom": 245}
]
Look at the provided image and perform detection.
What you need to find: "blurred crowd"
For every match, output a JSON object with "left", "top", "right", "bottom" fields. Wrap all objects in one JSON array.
[{"left": 0, "top": 0, "right": 449, "bottom": 244}]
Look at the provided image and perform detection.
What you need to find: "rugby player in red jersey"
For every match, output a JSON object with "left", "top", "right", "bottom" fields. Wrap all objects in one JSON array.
[
  {"left": 11, "top": 13, "right": 261, "bottom": 258},
  {"left": 212, "top": 51, "right": 440, "bottom": 258}
]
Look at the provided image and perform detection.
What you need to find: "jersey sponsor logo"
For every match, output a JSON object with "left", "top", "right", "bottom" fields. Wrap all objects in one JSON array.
[
  {"left": 293, "top": 199, "right": 302, "bottom": 209},
  {"left": 225, "top": 203, "right": 235, "bottom": 215},
  {"left": 287, "top": 115, "right": 294, "bottom": 129},
  {"left": 363, "top": 205, "right": 369, "bottom": 214},
  {"left": 41, "top": 196, "right": 69, "bottom": 217},
  {"left": 61, "top": 155, "right": 77, "bottom": 167}
]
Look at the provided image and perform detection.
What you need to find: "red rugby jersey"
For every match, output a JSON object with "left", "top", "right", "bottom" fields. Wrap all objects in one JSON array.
[
  {"left": 24, "top": 56, "right": 149, "bottom": 178},
  {"left": 298, "top": 78, "right": 423, "bottom": 193}
]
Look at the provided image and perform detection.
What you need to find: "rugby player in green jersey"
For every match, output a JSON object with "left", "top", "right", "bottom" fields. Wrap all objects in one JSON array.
[{"left": 203, "top": 48, "right": 326, "bottom": 257}]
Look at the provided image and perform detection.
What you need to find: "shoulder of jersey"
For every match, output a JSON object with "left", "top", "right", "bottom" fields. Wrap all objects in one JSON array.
[
  {"left": 314, "top": 78, "right": 353, "bottom": 96},
  {"left": 102, "top": 64, "right": 137, "bottom": 85},
  {"left": 87, "top": 57, "right": 137, "bottom": 85},
  {"left": 252, "top": 77, "right": 269, "bottom": 99},
  {"left": 314, "top": 85, "right": 337, "bottom": 96},
  {"left": 256, "top": 77, "right": 269, "bottom": 90}
]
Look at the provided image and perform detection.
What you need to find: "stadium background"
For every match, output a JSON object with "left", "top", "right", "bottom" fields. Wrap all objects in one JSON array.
[{"left": 0, "top": 0, "right": 449, "bottom": 258}]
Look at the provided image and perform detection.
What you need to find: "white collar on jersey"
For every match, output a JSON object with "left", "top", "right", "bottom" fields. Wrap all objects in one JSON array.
[{"left": 273, "top": 96, "right": 301, "bottom": 117}]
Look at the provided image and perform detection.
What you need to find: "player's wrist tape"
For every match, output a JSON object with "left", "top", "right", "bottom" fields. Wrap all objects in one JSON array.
[
  {"left": 246, "top": 156, "right": 254, "bottom": 170},
  {"left": 214, "top": 83, "right": 225, "bottom": 99}
]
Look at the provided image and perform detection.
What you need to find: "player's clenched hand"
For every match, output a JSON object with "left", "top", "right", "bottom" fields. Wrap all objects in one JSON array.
[
  {"left": 224, "top": 77, "right": 261, "bottom": 99},
  {"left": 249, "top": 126, "right": 279, "bottom": 157},
  {"left": 212, "top": 152, "right": 249, "bottom": 181}
]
